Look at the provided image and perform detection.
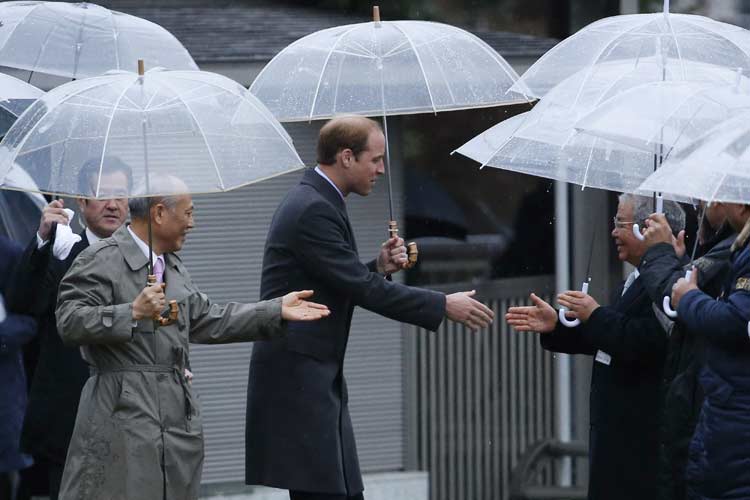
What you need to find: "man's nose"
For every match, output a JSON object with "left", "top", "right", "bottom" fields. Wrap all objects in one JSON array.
[{"left": 377, "top": 161, "right": 385, "bottom": 175}]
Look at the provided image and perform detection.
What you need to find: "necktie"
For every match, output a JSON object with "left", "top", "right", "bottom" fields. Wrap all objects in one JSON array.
[{"left": 153, "top": 256, "right": 165, "bottom": 284}]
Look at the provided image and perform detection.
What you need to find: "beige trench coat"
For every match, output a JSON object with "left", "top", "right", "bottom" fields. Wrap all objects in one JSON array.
[{"left": 55, "top": 225, "right": 284, "bottom": 500}]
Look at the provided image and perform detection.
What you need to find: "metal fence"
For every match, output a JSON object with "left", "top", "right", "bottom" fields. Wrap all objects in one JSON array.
[{"left": 405, "top": 275, "right": 559, "bottom": 500}]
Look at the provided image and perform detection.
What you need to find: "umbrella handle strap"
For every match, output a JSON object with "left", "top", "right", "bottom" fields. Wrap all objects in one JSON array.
[
  {"left": 559, "top": 281, "right": 589, "bottom": 328},
  {"left": 662, "top": 269, "right": 692, "bottom": 318}
]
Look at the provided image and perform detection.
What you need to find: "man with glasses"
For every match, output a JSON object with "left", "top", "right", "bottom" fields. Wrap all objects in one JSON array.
[
  {"left": 9, "top": 157, "right": 131, "bottom": 500},
  {"left": 506, "top": 193, "right": 685, "bottom": 500}
]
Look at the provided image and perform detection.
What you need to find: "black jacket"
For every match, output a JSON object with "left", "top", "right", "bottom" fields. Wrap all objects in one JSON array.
[
  {"left": 541, "top": 276, "right": 667, "bottom": 500},
  {"left": 639, "top": 225, "right": 734, "bottom": 500},
  {"left": 245, "top": 169, "right": 446, "bottom": 495},
  {"left": 8, "top": 232, "right": 90, "bottom": 464}
]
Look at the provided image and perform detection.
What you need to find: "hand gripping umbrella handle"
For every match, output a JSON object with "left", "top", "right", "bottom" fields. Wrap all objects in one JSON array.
[
  {"left": 633, "top": 195, "right": 664, "bottom": 240},
  {"left": 388, "top": 221, "right": 419, "bottom": 269},
  {"left": 147, "top": 274, "right": 179, "bottom": 326},
  {"left": 559, "top": 281, "right": 589, "bottom": 328},
  {"left": 663, "top": 269, "right": 692, "bottom": 318}
]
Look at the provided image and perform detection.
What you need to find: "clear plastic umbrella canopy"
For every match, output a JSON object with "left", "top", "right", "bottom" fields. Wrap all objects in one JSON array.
[
  {"left": 0, "top": 73, "right": 43, "bottom": 136},
  {"left": 249, "top": 19, "right": 528, "bottom": 121},
  {"left": 0, "top": 2, "right": 198, "bottom": 79},
  {"left": 639, "top": 112, "right": 750, "bottom": 203},
  {"left": 510, "top": 0, "right": 750, "bottom": 102},
  {"left": 0, "top": 68, "right": 304, "bottom": 199},
  {"left": 575, "top": 77, "right": 750, "bottom": 155},
  {"left": 453, "top": 59, "right": 743, "bottom": 194}
]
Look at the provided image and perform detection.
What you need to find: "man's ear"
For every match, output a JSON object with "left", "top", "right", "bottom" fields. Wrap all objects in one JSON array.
[
  {"left": 340, "top": 148, "right": 353, "bottom": 168},
  {"left": 152, "top": 203, "right": 164, "bottom": 224},
  {"left": 76, "top": 197, "right": 87, "bottom": 211}
]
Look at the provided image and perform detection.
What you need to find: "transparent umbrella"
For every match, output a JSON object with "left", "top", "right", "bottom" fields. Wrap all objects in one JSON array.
[
  {"left": 0, "top": 62, "right": 304, "bottom": 326},
  {"left": 250, "top": 6, "right": 528, "bottom": 262},
  {"left": 639, "top": 113, "right": 750, "bottom": 205},
  {"left": 511, "top": 0, "right": 750, "bottom": 101},
  {"left": 0, "top": 73, "right": 43, "bottom": 136},
  {"left": 0, "top": 1, "right": 197, "bottom": 80},
  {"left": 575, "top": 77, "right": 750, "bottom": 155}
]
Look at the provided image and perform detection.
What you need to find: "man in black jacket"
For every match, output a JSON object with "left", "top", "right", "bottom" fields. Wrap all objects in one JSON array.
[
  {"left": 9, "top": 157, "right": 131, "bottom": 500},
  {"left": 245, "top": 116, "right": 495, "bottom": 500},
  {"left": 506, "top": 193, "right": 684, "bottom": 500},
  {"left": 640, "top": 202, "right": 735, "bottom": 500}
]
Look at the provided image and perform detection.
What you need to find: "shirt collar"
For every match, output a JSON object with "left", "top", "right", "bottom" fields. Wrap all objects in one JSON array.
[
  {"left": 126, "top": 225, "right": 163, "bottom": 265},
  {"left": 85, "top": 227, "right": 101, "bottom": 245},
  {"left": 315, "top": 166, "right": 345, "bottom": 201}
]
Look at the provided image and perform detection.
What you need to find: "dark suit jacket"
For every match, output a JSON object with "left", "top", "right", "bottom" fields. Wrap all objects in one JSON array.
[
  {"left": 541, "top": 276, "right": 667, "bottom": 500},
  {"left": 9, "top": 231, "right": 90, "bottom": 464},
  {"left": 245, "top": 169, "right": 446, "bottom": 495}
]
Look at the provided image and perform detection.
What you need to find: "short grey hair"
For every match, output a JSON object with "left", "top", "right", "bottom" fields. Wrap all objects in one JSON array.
[
  {"left": 128, "top": 175, "right": 188, "bottom": 220},
  {"left": 619, "top": 193, "right": 686, "bottom": 236}
]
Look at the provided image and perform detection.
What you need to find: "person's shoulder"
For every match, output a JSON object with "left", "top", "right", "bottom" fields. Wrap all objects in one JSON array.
[{"left": 71, "top": 237, "right": 119, "bottom": 266}]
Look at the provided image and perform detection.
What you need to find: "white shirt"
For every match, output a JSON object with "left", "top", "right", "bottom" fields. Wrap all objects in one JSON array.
[
  {"left": 315, "top": 166, "right": 345, "bottom": 201},
  {"left": 127, "top": 225, "right": 163, "bottom": 266}
]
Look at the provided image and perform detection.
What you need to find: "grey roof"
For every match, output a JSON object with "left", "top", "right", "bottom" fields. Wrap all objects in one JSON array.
[{"left": 99, "top": 2, "right": 558, "bottom": 64}]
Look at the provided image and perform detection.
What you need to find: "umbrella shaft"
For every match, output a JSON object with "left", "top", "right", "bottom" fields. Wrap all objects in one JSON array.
[{"left": 383, "top": 114, "right": 395, "bottom": 222}]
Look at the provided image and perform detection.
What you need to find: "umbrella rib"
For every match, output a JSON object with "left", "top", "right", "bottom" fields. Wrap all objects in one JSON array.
[
  {"left": 0, "top": 3, "right": 46, "bottom": 54},
  {"left": 446, "top": 24, "right": 524, "bottom": 97},
  {"left": 166, "top": 73, "right": 299, "bottom": 157},
  {"left": 663, "top": 11, "right": 686, "bottom": 80},
  {"left": 97, "top": 76, "right": 140, "bottom": 196},
  {"left": 571, "top": 16, "right": 655, "bottom": 107},
  {"left": 391, "top": 22, "right": 437, "bottom": 114},
  {"left": 477, "top": 116, "right": 527, "bottom": 169},
  {"left": 424, "top": 42, "right": 456, "bottom": 104},
  {"left": 307, "top": 24, "right": 362, "bottom": 122},
  {"left": 579, "top": 136, "right": 598, "bottom": 190},
  {"left": 156, "top": 78, "right": 226, "bottom": 190}
]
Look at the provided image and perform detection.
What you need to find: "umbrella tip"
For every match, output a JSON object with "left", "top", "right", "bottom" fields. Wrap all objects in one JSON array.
[
  {"left": 137, "top": 59, "right": 144, "bottom": 76},
  {"left": 663, "top": 0, "right": 670, "bottom": 14},
  {"left": 373, "top": 5, "right": 381, "bottom": 23}
]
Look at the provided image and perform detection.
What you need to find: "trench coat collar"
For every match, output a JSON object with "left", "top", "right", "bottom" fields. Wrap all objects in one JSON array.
[
  {"left": 115, "top": 224, "right": 150, "bottom": 272},
  {"left": 301, "top": 167, "right": 347, "bottom": 213}
]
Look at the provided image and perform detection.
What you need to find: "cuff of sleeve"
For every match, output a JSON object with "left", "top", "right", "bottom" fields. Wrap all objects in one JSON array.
[
  {"left": 100, "top": 303, "right": 135, "bottom": 343},
  {"left": 36, "top": 232, "right": 49, "bottom": 249},
  {"left": 262, "top": 297, "right": 286, "bottom": 338}
]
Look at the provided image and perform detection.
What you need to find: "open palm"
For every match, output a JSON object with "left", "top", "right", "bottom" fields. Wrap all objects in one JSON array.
[
  {"left": 281, "top": 290, "right": 330, "bottom": 321},
  {"left": 505, "top": 293, "right": 557, "bottom": 333}
]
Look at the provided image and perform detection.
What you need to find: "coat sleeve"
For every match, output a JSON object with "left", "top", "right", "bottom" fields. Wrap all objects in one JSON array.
[
  {"left": 540, "top": 319, "right": 597, "bottom": 355},
  {"left": 639, "top": 243, "right": 689, "bottom": 303},
  {"left": 678, "top": 287, "right": 750, "bottom": 350},
  {"left": 188, "top": 293, "right": 285, "bottom": 344},
  {"left": 6, "top": 236, "right": 54, "bottom": 316},
  {"left": 580, "top": 302, "right": 667, "bottom": 363},
  {"left": 56, "top": 248, "right": 134, "bottom": 346},
  {"left": 0, "top": 313, "right": 37, "bottom": 351},
  {"left": 294, "top": 201, "right": 446, "bottom": 331}
]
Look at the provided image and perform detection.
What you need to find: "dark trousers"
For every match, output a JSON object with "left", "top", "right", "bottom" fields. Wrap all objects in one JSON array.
[{"left": 289, "top": 491, "right": 364, "bottom": 500}]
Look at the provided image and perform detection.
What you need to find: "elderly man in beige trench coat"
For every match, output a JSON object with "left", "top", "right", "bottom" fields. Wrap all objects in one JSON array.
[{"left": 55, "top": 176, "right": 329, "bottom": 500}]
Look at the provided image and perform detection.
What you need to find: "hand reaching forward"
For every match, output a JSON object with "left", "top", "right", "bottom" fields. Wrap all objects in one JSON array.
[
  {"left": 505, "top": 293, "right": 557, "bottom": 333},
  {"left": 445, "top": 290, "right": 494, "bottom": 331},
  {"left": 557, "top": 290, "right": 600, "bottom": 322},
  {"left": 281, "top": 290, "right": 330, "bottom": 321},
  {"left": 376, "top": 236, "right": 408, "bottom": 275}
]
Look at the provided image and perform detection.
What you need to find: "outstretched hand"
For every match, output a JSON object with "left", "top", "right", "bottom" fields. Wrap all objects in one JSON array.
[
  {"left": 281, "top": 290, "right": 331, "bottom": 321},
  {"left": 505, "top": 293, "right": 557, "bottom": 333},
  {"left": 445, "top": 290, "right": 494, "bottom": 331}
]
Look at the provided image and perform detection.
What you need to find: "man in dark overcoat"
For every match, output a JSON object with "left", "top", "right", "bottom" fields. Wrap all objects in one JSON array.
[
  {"left": 640, "top": 203, "right": 735, "bottom": 500},
  {"left": 245, "top": 115, "right": 495, "bottom": 500},
  {"left": 506, "top": 193, "right": 685, "bottom": 500},
  {"left": 8, "top": 157, "right": 131, "bottom": 500}
]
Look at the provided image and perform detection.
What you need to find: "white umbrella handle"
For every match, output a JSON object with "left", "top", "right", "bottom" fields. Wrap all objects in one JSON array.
[
  {"left": 559, "top": 281, "right": 589, "bottom": 328},
  {"left": 662, "top": 269, "right": 692, "bottom": 318},
  {"left": 633, "top": 195, "right": 664, "bottom": 241}
]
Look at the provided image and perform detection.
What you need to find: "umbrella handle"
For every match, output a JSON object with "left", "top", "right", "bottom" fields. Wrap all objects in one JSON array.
[
  {"left": 558, "top": 281, "right": 589, "bottom": 328},
  {"left": 388, "top": 220, "right": 418, "bottom": 269},
  {"left": 147, "top": 274, "right": 179, "bottom": 326},
  {"left": 662, "top": 269, "right": 692, "bottom": 318},
  {"left": 633, "top": 195, "right": 664, "bottom": 241}
]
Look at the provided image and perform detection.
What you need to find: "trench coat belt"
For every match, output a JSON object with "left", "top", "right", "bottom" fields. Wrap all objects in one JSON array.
[{"left": 90, "top": 363, "right": 194, "bottom": 423}]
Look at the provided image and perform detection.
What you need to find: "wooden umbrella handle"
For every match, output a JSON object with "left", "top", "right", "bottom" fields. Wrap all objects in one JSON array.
[
  {"left": 387, "top": 220, "right": 418, "bottom": 269},
  {"left": 146, "top": 274, "right": 178, "bottom": 326},
  {"left": 373, "top": 5, "right": 380, "bottom": 22}
]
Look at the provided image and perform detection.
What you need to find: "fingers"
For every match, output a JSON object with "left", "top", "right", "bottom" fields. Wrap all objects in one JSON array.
[
  {"left": 293, "top": 290, "right": 314, "bottom": 299},
  {"left": 464, "top": 290, "right": 476, "bottom": 298},
  {"left": 302, "top": 300, "right": 329, "bottom": 311},
  {"left": 689, "top": 266, "right": 698, "bottom": 284}
]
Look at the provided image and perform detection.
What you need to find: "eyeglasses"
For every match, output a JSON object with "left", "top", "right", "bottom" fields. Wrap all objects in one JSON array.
[{"left": 612, "top": 217, "right": 637, "bottom": 230}]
